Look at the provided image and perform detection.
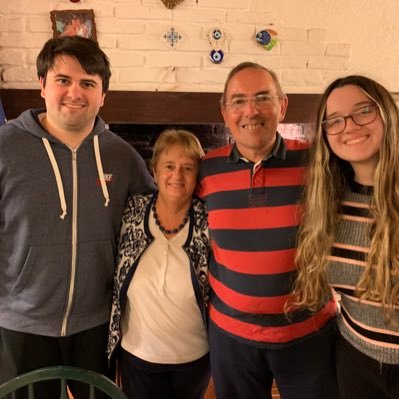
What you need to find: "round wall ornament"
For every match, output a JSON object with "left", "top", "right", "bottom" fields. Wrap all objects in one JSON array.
[
  {"left": 160, "top": 0, "right": 185, "bottom": 9},
  {"left": 255, "top": 28, "right": 278, "bottom": 51},
  {"left": 207, "top": 26, "right": 227, "bottom": 64}
]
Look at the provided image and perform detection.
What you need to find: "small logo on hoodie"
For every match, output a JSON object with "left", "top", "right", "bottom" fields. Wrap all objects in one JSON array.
[{"left": 96, "top": 173, "right": 113, "bottom": 186}]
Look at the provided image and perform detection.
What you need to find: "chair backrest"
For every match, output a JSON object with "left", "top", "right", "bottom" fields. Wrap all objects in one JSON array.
[{"left": 0, "top": 366, "right": 127, "bottom": 399}]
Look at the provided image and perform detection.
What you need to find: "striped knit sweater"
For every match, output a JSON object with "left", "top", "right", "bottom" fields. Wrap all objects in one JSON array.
[{"left": 328, "top": 180, "right": 399, "bottom": 364}]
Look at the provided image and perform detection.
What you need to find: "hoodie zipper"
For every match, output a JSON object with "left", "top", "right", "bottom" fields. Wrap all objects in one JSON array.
[{"left": 61, "top": 149, "right": 78, "bottom": 336}]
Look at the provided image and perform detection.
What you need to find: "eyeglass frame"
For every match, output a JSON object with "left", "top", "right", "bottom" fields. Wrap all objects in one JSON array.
[
  {"left": 222, "top": 93, "right": 283, "bottom": 112},
  {"left": 321, "top": 104, "right": 379, "bottom": 136}
]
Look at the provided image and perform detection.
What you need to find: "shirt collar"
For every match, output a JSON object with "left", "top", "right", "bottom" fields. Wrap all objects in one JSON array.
[
  {"left": 227, "top": 132, "right": 287, "bottom": 164},
  {"left": 349, "top": 179, "right": 373, "bottom": 195}
]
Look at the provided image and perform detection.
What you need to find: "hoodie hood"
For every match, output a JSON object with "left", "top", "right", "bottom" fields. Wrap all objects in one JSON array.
[{"left": 8, "top": 109, "right": 107, "bottom": 143}]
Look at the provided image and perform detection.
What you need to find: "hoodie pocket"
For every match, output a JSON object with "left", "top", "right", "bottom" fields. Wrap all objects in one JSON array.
[
  {"left": 72, "top": 239, "right": 115, "bottom": 316},
  {"left": 11, "top": 244, "right": 70, "bottom": 318}
]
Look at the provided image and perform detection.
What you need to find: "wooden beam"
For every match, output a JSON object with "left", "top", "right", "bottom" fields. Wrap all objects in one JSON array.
[{"left": 0, "top": 89, "right": 320, "bottom": 124}]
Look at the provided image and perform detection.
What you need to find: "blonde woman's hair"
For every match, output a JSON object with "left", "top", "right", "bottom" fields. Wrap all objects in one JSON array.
[
  {"left": 290, "top": 75, "right": 399, "bottom": 320},
  {"left": 151, "top": 128, "right": 205, "bottom": 172}
]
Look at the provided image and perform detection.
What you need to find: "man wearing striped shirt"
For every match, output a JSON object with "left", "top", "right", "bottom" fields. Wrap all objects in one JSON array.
[{"left": 197, "top": 62, "right": 338, "bottom": 399}]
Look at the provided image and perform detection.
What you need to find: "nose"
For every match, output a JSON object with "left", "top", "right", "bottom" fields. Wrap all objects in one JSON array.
[
  {"left": 244, "top": 98, "right": 260, "bottom": 117},
  {"left": 173, "top": 166, "right": 184, "bottom": 178},
  {"left": 66, "top": 83, "right": 82, "bottom": 100},
  {"left": 343, "top": 115, "right": 361, "bottom": 133}
]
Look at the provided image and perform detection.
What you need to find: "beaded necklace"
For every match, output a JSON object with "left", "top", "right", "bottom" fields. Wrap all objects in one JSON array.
[{"left": 152, "top": 202, "right": 190, "bottom": 235}]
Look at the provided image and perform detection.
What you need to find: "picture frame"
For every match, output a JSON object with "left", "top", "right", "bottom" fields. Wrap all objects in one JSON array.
[
  {"left": 161, "top": 0, "right": 185, "bottom": 9},
  {"left": 50, "top": 9, "right": 97, "bottom": 42}
]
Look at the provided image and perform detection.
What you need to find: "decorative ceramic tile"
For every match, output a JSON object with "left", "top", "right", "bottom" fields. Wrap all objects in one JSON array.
[
  {"left": 255, "top": 28, "right": 278, "bottom": 51},
  {"left": 163, "top": 27, "right": 182, "bottom": 48}
]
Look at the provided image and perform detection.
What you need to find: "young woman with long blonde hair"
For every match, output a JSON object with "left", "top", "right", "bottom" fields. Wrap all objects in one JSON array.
[{"left": 291, "top": 75, "right": 399, "bottom": 399}]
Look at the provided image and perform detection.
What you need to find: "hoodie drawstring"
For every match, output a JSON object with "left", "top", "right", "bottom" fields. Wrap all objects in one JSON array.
[
  {"left": 42, "top": 138, "right": 67, "bottom": 219},
  {"left": 42, "top": 135, "right": 110, "bottom": 220},
  {"left": 93, "top": 135, "right": 110, "bottom": 207}
]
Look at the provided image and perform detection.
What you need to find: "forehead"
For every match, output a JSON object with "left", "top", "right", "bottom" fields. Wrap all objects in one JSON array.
[
  {"left": 48, "top": 55, "right": 102, "bottom": 81},
  {"left": 159, "top": 144, "right": 196, "bottom": 161},
  {"left": 226, "top": 68, "right": 276, "bottom": 96},
  {"left": 326, "top": 84, "right": 371, "bottom": 114}
]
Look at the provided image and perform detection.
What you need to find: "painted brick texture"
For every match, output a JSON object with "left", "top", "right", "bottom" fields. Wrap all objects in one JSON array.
[{"left": 1, "top": 0, "right": 398, "bottom": 92}]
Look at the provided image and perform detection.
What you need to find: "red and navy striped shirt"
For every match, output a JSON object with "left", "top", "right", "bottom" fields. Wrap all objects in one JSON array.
[{"left": 197, "top": 134, "right": 336, "bottom": 346}]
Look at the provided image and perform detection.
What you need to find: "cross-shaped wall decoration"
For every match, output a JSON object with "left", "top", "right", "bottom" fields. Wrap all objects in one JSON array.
[{"left": 163, "top": 27, "right": 182, "bottom": 48}]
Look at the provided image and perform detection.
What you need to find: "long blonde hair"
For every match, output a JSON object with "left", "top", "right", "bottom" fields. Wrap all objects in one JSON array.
[{"left": 290, "top": 75, "right": 399, "bottom": 319}]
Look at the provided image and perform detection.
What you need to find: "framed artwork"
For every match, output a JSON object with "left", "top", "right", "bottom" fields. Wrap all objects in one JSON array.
[
  {"left": 161, "top": 0, "right": 185, "bottom": 8},
  {"left": 50, "top": 9, "right": 97, "bottom": 42}
]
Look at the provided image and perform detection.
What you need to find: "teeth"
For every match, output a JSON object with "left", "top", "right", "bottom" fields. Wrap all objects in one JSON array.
[
  {"left": 243, "top": 124, "right": 262, "bottom": 130},
  {"left": 64, "top": 104, "right": 84, "bottom": 108},
  {"left": 345, "top": 136, "right": 368, "bottom": 145}
]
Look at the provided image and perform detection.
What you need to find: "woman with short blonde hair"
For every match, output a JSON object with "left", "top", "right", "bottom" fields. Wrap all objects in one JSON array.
[{"left": 108, "top": 129, "right": 210, "bottom": 399}]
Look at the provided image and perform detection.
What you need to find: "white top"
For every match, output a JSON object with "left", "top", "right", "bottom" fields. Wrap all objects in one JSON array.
[{"left": 120, "top": 209, "right": 208, "bottom": 364}]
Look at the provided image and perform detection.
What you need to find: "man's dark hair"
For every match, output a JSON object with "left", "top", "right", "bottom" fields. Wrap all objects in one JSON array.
[{"left": 36, "top": 36, "right": 111, "bottom": 93}]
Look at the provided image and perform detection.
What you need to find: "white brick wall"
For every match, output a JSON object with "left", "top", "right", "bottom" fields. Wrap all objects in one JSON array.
[{"left": 1, "top": 0, "right": 399, "bottom": 92}]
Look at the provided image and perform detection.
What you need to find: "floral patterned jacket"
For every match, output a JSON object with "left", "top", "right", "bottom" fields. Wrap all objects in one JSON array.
[{"left": 107, "top": 193, "right": 210, "bottom": 361}]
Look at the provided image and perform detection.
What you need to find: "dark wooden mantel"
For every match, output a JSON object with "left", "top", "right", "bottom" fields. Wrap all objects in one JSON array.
[{"left": 0, "top": 89, "right": 320, "bottom": 124}]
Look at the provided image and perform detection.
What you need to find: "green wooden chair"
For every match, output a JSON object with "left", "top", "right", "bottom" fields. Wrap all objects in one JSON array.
[{"left": 0, "top": 366, "right": 127, "bottom": 399}]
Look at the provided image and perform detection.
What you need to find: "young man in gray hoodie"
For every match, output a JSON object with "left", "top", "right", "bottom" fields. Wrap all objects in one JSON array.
[{"left": 0, "top": 36, "right": 155, "bottom": 398}]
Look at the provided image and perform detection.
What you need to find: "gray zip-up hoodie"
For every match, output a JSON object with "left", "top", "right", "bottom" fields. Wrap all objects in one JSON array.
[{"left": 0, "top": 109, "right": 155, "bottom": 337}]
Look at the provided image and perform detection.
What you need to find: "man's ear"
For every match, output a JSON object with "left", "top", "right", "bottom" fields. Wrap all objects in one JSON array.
[
  {"left": 221, "top": 104, "right": 228, "bottom": 129},
  {"left": 278, "top": 95, "right": 288, "bottom": 123},
  {"left": 100, "top": 92, "right": 106, "bottom": 108},
  {"left": 39, "top": 77, "right": 46, "bottom": 99}
]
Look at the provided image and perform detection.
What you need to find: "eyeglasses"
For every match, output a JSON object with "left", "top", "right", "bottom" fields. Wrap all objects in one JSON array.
[
  {"left": 321, "top": 104, "right": 378, "bottom": 135},
  {"left": 224, "top": 94, "right": 281, "bottom": 112}
]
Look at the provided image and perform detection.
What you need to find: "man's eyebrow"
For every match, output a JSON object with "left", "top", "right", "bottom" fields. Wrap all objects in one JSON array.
[
  {"left": 52, "top": 73, "right": 71, "bottom": 79},
  {"left": 81, "top": 78, "right": 99, "bottom": 85},
  {"left": 229, "top": 90, "right": 271, "bottom": 99},
  {"left": 52, "top": 73, "right": 98, "bottom": 85}
]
